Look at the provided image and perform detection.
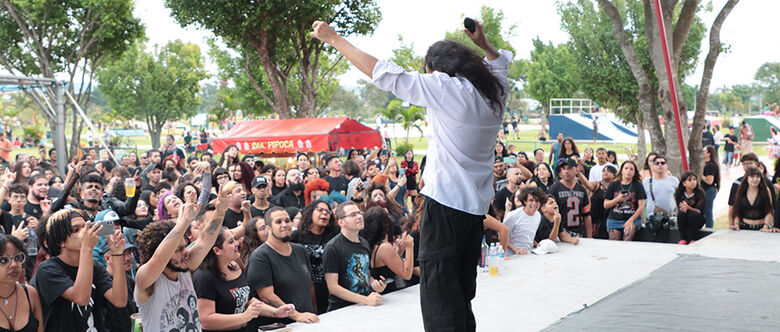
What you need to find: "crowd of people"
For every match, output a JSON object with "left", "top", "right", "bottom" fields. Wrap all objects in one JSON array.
[{"left": 0, "top": 124, "right": 775, "bottom": 331}]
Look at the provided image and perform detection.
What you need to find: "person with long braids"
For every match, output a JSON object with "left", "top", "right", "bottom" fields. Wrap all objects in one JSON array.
[{"left": 311, "top": 17, "right": 511, "bottom": 331}]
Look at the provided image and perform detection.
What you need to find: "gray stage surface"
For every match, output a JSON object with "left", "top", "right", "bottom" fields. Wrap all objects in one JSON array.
[
  {"left": 290, "top": 230, "right": 780, "bottom": 332},
  {"left": 543, "top": 255, "right": 780, "bottom": 332}
]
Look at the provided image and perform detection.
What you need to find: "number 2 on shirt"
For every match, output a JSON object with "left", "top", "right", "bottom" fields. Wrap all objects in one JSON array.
[{"left": 566, "top": 197, "right": 580, "bottom": 227}]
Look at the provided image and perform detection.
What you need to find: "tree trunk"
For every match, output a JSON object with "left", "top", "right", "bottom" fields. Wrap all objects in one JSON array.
[
  {"left": 635, "top": 111, "right": 648, "bottom": 165},
  {"left": 150, "top": 127, "right": 161, "bottom": 150},
  {"left": 248, "top": 31, "right": 292, "bottom": 119},
  {"left": 599, "top": 0, "right": 667, "bottom": 155},
  {"left": 68, "top": 109, "right": 80, "bottom": 158},
  {"left": 689, "top": 0, "right": 740, "bottom": 176}
]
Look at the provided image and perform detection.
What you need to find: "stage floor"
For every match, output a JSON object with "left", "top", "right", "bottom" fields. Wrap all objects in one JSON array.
[{"left": 290, "top": 230, "right": 780, "bottom": 332}]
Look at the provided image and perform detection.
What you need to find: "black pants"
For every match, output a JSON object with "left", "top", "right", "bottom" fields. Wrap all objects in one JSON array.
[
  {"left": 313, "top": 281, "right": 329, "bottom": 315},
  {"left": 677, "top": 210, "right": 705, "bottom": 241},
  {"left": 419, "top": 197, "right": 484, "bottom": 332}
]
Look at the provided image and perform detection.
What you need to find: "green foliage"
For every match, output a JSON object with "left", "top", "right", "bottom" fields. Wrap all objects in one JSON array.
[
  {"left": 558, "top": 0, "right": 705, "bottom": 123},
  {"left": 391, "top": 36, "right": 424, "bottom": 72},
  {"left": 96, "top": 40, "right": 208, "bottom": 149},
  {"left": 754, "top": 62, "right": 780, "bottom": 105},
  {"left": 358, "top": 79, "right": 394, "bottom": 115},
  {"left": 444, "top": 6, "right": 517, "bottom": 57},
  {"left": 394, "top": 143, "right": 414, "bottom": 158},
  {"left": 326, "top": 86, "right": 364, "bottom": 118},
  {"left": 382, "top": 100, "right": 424, "bottom": 146},
  {"left": 22, "top": 125, "right": 43, "bottom": 143},
  {"left": 524, "top": 39, "right": 580, "bottom": 113},
  {"left": 165, "top": 0, "right": 381, "bottom": 118}
]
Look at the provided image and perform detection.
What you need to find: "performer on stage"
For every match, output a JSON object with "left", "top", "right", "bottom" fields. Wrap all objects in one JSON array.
[{"left": 311, "top": 19, "right": 511, "bottom": 331}]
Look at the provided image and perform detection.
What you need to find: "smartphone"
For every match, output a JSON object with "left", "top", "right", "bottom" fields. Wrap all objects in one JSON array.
[
  {"left": 464, "top": 17, "right": 476, "bottom": 33},
  {"left": 503, "top": 157, "right": 516, "bottom": 164},
  {"left": 257, "top": 323, "right": 289, "bottom": 331},
  {"left": 93, "top": 220, "right": 115, "bottom": 237},
  {"left": 620, "top": 190, "right": 629, "bottom": 197},
  {"left": 357, "top": 182, "right": 365, "bottom": 191},
  {"left": 399, "top": 168, "right": 405, "bottom": 177}
]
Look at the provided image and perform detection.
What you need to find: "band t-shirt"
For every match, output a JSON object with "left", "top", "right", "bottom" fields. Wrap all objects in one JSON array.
[
  {"left": 291, "top": 228, "right": 340, "bottom": 285},
  {"left": 193, "top": 269, "right": 251, "bottom": 332},
  {"left": 246, "top": 243, "right": 314, "bottom": 315},
  {"left": 250, "top": 203, "right": 276, "bottom": 218},
  {"left": 324, "top": 175, "right": 348, "bottom": 195},
  {"left": 222, "top": 208, "right": 244, "bottom": 229},
  {"left": 605, "top": 181, "right": 647, "bottom": 221},
  {"left": 136, "top": 272, "right": 201, "bottom": 332},
  {"left": 31, "top": 257, "right": 113, "bottom": 332},
  {"left": 323, "top": 233, "right": 372, "bottom": 311},
  {"left": 548, "top": 181, "right": 591, "bottom": 235}
]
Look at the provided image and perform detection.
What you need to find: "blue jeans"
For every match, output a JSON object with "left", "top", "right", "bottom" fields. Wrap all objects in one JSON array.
[
  {"left": 723, "top": 150, "right": 734, "bottom": 165},
  {"left": 704, "top": 186, "right": 717, "bottom": 228}
]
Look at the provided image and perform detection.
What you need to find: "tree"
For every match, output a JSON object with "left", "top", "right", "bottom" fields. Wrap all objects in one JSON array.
[
  {"left": 326, "top": 86, "right": 364, "bottom": 118},
  {"left": 524, "top": 39, "right": 580, "bottom": 118},
  {"left": 166, "top": 0, "right": 380, "bottom": 119},
  {"left": 381, "top": 100, "right": 424, "bottom": 149},
  {"left": 96, "top": 40, "right": 208, "bottom": 149},
  {"left": 0, "top": 0, "right": 144, "bottom": 158},
  {"left": 754, "top": 62, "right": 780, "bottom": 106},
  {"left": 596, "top": 0, "right": 708, "bottom": 176}
]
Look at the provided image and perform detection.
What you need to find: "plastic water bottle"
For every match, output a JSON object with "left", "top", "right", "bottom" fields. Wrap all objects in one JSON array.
[
  {"left": 479, "top": 236, "right": 488, "bottom": 272},
  {"left": 497, "top": 246, "right": 505, "bottom": 272},
  {"left": 488, "top": 243, "right": 498, "bottom": 276},
  {"left": 27, "top": 228, "right": 37, "bottom": 256}
]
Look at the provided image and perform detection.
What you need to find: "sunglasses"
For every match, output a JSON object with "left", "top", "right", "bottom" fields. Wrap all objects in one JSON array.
[
  {"left": 654, "top": 161, "right": 666, "bottom": 165},
  {"left": 0, "top": 252, "right": 25, "bottom": 266}
]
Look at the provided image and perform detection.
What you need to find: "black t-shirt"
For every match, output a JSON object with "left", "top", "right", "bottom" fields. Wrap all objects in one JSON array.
[
  {"left": 535, "top": 214, "right": 555, "bottom": 243},
  {"left": 492, "top": 186, "right": 513, "bottom": 214},
  {"left": 605, "top": 181, "right": 647, "bottom": 221},
  {"left": 548, "top": 181, "right": 591, "bottom": 235},
  {"left": 590, "top": 184, "right": 609, "bottom": 225},
  {"left": 728, "top": 176, "right": 776, "bottom": 206},
  {"left": 724, "top": 134, "right": 738, "bottom": 152},
  {"left": 322, "top": 233, "right": 372, "bottom": 311},
  {"left": 223, "top": 208, "right": 244, "bottom": 229},
  {"left": 193, "top": 269, "right": 252, "bottom": 332},
  {"left": 31, "top": 257, "right": 113, "bottom": 332},
  {"left": 324, "top": 175, "right": 348, "bottom": 194},
  {"left": 250, "top": 203, "right": 276, "bottom": 218},
  {"left": 291, "top": 227, "right": 340, "bottom": 285},
  {"left": 102, "top": 272, "right": 137, "bottom": 332},
  {"left": 701, "top": 161, "right": 719, "bottom": 191},
  {"left": 246, "top": 243, "right": 314, "bottom": 314},
  {"left": 0, "top": 201, "right": 42, "bottom": 221}
]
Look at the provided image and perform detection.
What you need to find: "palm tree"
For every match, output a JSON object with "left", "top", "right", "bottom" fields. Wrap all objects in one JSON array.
[{"left": 382, "top": 99, "right": 425, "bottom": 149}]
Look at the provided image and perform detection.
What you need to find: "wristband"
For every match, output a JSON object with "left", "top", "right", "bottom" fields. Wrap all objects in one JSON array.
[{"left": 110, "top": 254, "right": 123, "bottom": 257}]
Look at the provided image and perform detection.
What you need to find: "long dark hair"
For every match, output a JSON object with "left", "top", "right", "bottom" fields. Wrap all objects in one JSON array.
[
  {"left": 360, "top": 206, "right": 396, "bottom": 249},
  {"left": 731, "top": 167, "right": 773, "bottom": 220},
  {"left": 240, "top": 217, "right": 265, "bottom": 265},
  {"left": 643, "top": 152, "right": 659, "bottom": 171},
  {"left": 423, "top": 40, "right": 505, "bottom": 112},
  {"left": 674, "top": 172, "right": 705, "bottom": 204},
  {"left": 562, "top": 138, "right": 579, "bottom": 156},
  {"left": 704, "top": 145, "right": 720, "bottom": 190},
  {"left": 618, "top": 161, "right": 642, "bottom": 184},
  {"left": 299, "top": 199, "right": 337, "bottom": 238},
  {"left": 200, "top": 227, "right": 239, "bottom": 279},
  {"left": 218, "top": 144, "right": 240, "bottom": 167}
]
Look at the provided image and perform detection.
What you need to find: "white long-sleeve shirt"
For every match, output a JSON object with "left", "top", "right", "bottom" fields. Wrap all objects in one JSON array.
[{"left": 371, "top": 49, "right": 513, "bottom": 215}]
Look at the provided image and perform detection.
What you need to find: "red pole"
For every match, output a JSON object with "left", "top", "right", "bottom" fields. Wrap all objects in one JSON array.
[{"left": 653, "top": 0, "right": 689, "bottom": 172}]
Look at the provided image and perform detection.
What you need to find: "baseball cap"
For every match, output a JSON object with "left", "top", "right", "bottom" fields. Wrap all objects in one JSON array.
[
  {"left": 532, "top": 239, "right": 558, "bottom": 255},
  {"left": 557, "top": 158, "right": 578, "bottom": 169},
  {"left": 150, "top": 163, "right": 164, "bottom": 171},
  {"left": 98, "top": 237, "right": 137, "bottom": 254},
  {"left": 252, "top": 176, "right": 269, "bottom": 188},
  {"left": 94, "top": 209, "right": 120, "bottom": 223}
]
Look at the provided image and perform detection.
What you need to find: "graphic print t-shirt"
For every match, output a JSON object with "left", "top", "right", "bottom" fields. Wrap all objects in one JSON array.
[
  {"left": 548, "top": 181, "right": 591, "bottom": 235},
  {"left": 136, "top": 272, "right": 201, "bottom": 332},
  {"left": 31, "top": 257, "right": 113, "bottom": 332},
  {"left": 605, "top": 181, "right": 647, "bottom": 221},
  {"left": 193, "top": 270, "right": 250, "bottom": 332},
  {"left": 323, "top": 233, "right": 371, "bottom": 311}
]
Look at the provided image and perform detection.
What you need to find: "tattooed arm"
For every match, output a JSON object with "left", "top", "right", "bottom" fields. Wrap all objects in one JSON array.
[
  {"left": 187, "top": 184, "right": 230, "bottom": 271},
  {"left": 135, "top": 202, "right": 199, "bottom": 304}
]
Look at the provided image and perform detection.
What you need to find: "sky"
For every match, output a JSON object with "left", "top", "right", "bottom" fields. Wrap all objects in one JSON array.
[{"left": 134, "top": 0, "right": 780, "bottom": 93}]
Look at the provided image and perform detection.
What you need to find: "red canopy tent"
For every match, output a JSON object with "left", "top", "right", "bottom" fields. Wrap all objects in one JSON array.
[{"left": 211, "top": 117, "right": 382, "bottom": 156}]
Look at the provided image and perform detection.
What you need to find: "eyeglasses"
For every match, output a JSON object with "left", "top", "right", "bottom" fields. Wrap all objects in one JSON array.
[
  {"left": 342, "top": 211, "right": 363, "bottom": 219},
  {"left": 315, "top": 206, "right": 332, "bottom": 215},
  {"left": 654, "top": 161, "right": 666, "bottom": 165},
  {"left": 0, "top": 252, "right": 25, "bottom": 266},
  {"left": 84, "top": 184, "right": 103, "bottom": 190}
]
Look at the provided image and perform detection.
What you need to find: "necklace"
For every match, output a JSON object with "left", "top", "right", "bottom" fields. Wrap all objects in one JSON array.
[
  {"left": 0, "top": 284, "right": 17, "bottom": 328},
  {"left": 0, "top": 284, "right": 16, "bottom": 306}
]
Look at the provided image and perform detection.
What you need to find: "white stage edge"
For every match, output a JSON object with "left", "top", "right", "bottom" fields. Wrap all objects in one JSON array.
[{"left": 290, "top": 230, "right": 780, "bottom": 332}]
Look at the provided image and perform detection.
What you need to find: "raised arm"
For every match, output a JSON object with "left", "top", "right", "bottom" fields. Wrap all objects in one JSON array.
[
  {"left": 311, "top": 21, "right": 378, "bottom": 78},
  {"left": 187, "top": 185, "right": 231, "bottom": 271},
  {"left": 135, "top": 202, "right": 198, "bottom": 295},
  {"left": 60, "top": 222, "right": 102, "bottom": 306},
  {"left": 103, "top": 230, "right": 128, "bottom": 307}
]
